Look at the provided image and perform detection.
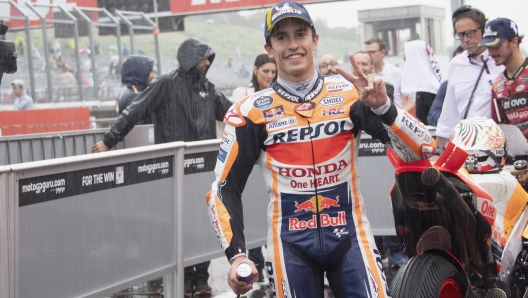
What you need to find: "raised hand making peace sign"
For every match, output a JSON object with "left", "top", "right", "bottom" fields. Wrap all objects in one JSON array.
[{"left": 337, "top": 53, "right": 389, "bottom": 110}]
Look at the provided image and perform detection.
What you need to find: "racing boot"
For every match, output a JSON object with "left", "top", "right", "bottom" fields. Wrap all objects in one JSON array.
[
  {"left": 195, "top": 279, "right": 212, "bottom": 296},
  {"left": 184, "top": 278, "right": 194, "bottom": 297}
]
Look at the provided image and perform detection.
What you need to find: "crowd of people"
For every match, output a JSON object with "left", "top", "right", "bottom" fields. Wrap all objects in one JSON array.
[{"left": 89, "top": 1, "right": 527, "bottom": 297}]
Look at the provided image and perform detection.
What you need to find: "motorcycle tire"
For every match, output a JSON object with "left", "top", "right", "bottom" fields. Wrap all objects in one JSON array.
[{"left": 390, "top": 253, "right": 469, "bottom": 298}]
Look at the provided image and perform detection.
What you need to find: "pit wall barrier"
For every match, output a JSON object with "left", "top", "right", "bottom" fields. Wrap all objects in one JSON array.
[
  {"left": 0, "top": 126, "right": 437, "bottom": 296},
  {"left": 0, "top": 125, "right": 154, "bottom": 166},
  {"left": 0, "top": 139, "right": 270, "bottom": 297},
  {"left": 0, "top": 108, "right": 92, "bottom": 137}
]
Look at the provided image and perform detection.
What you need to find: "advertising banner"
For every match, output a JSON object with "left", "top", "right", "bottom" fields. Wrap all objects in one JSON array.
[
  {"left": 19, "top": 155, "right": 173, "bottom": 207},
  {"left": 171, "top": 0, "right": 336, "bottom": 15}
]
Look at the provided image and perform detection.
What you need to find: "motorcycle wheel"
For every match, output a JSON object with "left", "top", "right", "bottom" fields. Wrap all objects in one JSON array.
[{"left": 390, "top": 254, "right": 468, "bottom": 298}]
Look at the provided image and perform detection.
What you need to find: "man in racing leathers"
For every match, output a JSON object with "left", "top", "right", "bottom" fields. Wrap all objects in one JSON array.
[
  {"left": 483, "top": 18, "right": 528, "bottom": 139},
  {"left": 206, "top": 2, "right": 436, "bottom": 297}
]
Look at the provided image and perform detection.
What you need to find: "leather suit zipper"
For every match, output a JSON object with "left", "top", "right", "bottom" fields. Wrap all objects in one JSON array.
[{"left": 307, "top": 118, "right": 324, "bottom": 253}]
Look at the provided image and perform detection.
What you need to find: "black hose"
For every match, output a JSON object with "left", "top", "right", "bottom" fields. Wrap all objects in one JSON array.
[{"left": 421, "top": 167, "right": 477, "bottom": 227}]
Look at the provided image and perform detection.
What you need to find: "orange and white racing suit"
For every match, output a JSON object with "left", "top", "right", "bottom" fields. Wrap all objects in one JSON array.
[{"left": 206, "top": 73, "right": 435, "bottom": 297}]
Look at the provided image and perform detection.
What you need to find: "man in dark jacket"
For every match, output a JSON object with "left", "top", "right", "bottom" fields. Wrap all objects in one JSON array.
[
  {"left": 116, "top": 55, "right": 156, "bottom": 124},
  {"left": 93, "top": 38, "right": 231, "bottom": 149},
  {"left": 92, "top": 38, "right": 232, "bottom": 296}
]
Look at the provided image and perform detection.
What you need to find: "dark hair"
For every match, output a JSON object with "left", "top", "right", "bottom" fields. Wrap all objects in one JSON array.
[
  {"left": 353, "top": 51, "right": 373, "bottom": 65},
  {"left": 509, "top": 35, "right": 525, "bottom": 46},
  {"left": 265, "top": 20, "right": 316, "bottom": 48},
  {"left": 364, "top": 38, "right": 386, "bottom": 52},
  {"left": 251, "top": 54, "right": 277, "bottom": 92},
  {"left": 453, "top": 45, "right": 464, "bottom": 57},
  {"left": 451, "top": 5, "right": 486, "bottom": 36}
]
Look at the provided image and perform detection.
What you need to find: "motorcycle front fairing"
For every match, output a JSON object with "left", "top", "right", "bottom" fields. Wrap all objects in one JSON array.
[{"left": 387, "top": 142, "right": 496, "bottom": 270}]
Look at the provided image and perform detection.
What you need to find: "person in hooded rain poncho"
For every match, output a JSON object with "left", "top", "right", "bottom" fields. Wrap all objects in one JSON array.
[
  {"left": 401, "top": 40, "right": 442, "bottom": 125},
  {"left": 92, "top": 38, "right": 232, "bottom": 296},
  {"left": 93, "top": 38, "right": 231, "bottom": 150},
  {"left": 116, "top": 55, "right": 156, "bottom": 125}
]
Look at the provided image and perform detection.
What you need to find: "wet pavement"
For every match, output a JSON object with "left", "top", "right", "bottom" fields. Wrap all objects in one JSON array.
[{"left": 109, "top": 250, "right": 400, "bottom": 298}]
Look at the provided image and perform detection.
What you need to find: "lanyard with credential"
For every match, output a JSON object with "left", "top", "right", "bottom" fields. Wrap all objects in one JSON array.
[{"left": 463, "top": 57, "right": 489, "bottom": 119}]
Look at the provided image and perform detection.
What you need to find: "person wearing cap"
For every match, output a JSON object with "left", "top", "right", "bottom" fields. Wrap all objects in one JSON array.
[
  {"left": 483, "top": 18, "right": 528, "bottom": 138},
  {"left": 206, "top": 1, "right": 435, "bottom": 297},
  {"left": 11, "top": 79, "right": 34, "bottom": 110},
  {"left": 435, "top": 5, "right": 504, "bottom": 150}
]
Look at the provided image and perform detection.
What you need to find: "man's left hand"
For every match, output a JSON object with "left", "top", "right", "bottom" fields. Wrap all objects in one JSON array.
[{"left": 336, "top": 54, "right": 388, "bottom": 110}]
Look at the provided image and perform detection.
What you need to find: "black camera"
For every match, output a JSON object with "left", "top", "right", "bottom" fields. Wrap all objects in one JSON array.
[{"left": 0, "top": 22, "right": 18, "bottom": 83}]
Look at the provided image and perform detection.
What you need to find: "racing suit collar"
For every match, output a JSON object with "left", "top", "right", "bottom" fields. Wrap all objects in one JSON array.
[
  {"left": 504, "top": 57, "right": 528, "bottom": 80},
  {"left": 271, "top": 72, "right": 325, "bottom": 103}
]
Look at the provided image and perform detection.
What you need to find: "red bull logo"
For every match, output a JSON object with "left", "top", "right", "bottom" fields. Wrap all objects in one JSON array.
[
  {"left": 293, "top": 195, "right": 340, "bottom": 213},
  {"left": 263, "top": 106, "right": 285, "bottom": 123},
  {"left": 289, "top": 211, "right": 346, "bottom": 230},
  {"left": 320, "top": 196, "right": 340, "bottom": 209}
]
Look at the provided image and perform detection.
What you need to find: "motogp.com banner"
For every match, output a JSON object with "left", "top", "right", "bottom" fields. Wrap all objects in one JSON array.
[{"left": 171, "top": 0, "right": 335, "bottom": 15}]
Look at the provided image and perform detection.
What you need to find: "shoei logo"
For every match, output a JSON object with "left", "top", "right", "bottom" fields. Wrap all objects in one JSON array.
[{"left": 319, "top": 96, "right": 344, "bottom": 106}]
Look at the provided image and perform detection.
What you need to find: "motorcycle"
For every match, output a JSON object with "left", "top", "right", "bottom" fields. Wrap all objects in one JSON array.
[{"left": 386, "top": 121, "right": 528, "bottom": 298}]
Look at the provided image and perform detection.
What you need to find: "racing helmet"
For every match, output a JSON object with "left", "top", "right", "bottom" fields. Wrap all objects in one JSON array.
[{"left": 449, "top": 117, "right": 506, "bottom": 173}]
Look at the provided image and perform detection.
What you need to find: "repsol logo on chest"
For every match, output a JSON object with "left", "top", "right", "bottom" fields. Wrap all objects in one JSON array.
[{"left": 272, "top": 120, "right": 347, "bottom": 144}]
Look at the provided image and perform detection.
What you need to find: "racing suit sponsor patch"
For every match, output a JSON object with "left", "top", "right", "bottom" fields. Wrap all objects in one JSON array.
[
  {"left": 253, "top": 96, "right": 274, "bottom": 109},
  {"left": 294, "top": 102, "right": 315, "bottom": 111},
  {"left": 267, "top": 117, "right": 297, "bottom": 132},
  {"left": 218, "top": 148, "right": 228, "bottom": 163},
  {"left": 319, "top": 96, "right": 345, "bottom": 106},
  {"left": 220, "top": 131, "right": 235, "bottom": 151},
  {"left": 263, "top": 106, "right": 286, "bottom": 123},
  {"left": 268, "top": 120, "right": 349, "bottom": 144},
  {"left": 322, "top": 108, "right": 345, "bottom": 117},
  {"left": 224, "top": 106, "right": 244, "bottom": 126},
  {"left": 326, "top": 82, "right": 352, "bottom": 93}
]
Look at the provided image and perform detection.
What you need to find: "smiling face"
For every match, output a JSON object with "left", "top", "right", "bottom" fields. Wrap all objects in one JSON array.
[
  {"left": 319, "top": 54, "right": 338, "bottom": 76},
  {"left": 255, "top": 62, "right": 277, "bottom": 90},
  {"left": 488, "top": 38, "right": 515, "bottom": 66},
  {"left": 353, "top": 52, "right": 373, "bottom": 76},
  {"left": 264, "top": 18, "right": 318, "bottom": 82}
]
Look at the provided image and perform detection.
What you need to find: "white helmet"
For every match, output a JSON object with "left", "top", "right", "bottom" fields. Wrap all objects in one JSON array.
[{"left": 449, "top": 117, "right": 506, "bottom": 173}]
